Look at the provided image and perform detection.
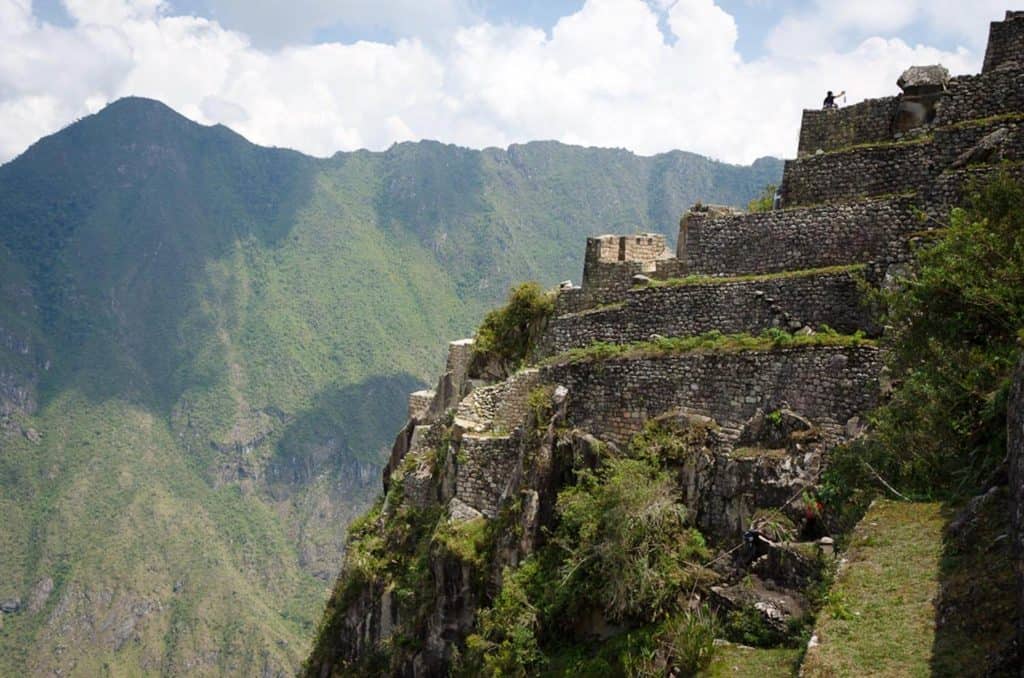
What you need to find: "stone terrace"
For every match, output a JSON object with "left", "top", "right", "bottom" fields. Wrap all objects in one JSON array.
[
  {"left": 540, "top": 268, "right": 876, "bottom": 357},
  {"left": 543, "top": 345, "right": 882, "bottom": 447}
]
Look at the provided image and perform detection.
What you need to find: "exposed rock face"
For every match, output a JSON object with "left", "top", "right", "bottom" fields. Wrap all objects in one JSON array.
[
  {"left": 950, "top": 126, "right": 1011, "bottom": 168},
  {"left": 27, "top": 577, "right": 54, "bottom": 614},
  {"left": 1010, "top": 358, "right": 1024, "bottom": 659}
]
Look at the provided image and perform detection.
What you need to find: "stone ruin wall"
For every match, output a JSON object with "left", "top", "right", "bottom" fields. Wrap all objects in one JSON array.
[
  {"left": 797, "top": 58, "right": 1024, "bottom": 159},
  {"left": 983, "top": 11, "right": 1024, "bottom": 73},
  {"left": 680, "top": 196, "right": 921, "bottom": 277},
  {"left": 937, "top": 67, "right": 1024, "bottom": 123},
  {"left": 543, "top": 346, "right": 882, "bottom": 447},
  {"left": 798, "top": 97, "right": 901, "bottom": 157},
  {"left": 541, "top": 271, "right": 875, "bottom": 357},
  {"left": 454, "top": 433, "right": 521, "bottom": 519},
  {"left": 782, "top": 119, "right": 1024, "bottom": 207}
]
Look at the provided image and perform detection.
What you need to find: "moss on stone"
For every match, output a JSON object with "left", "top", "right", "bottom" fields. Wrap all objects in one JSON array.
[
  {"left": 545, "top": 329, "right": 875, "bottom": 366},
  {"left": 648, "top": 264, "right": 865, "bottom": 289}
]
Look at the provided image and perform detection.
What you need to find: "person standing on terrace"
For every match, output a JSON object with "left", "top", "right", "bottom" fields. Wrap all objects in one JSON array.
[{"left": 823, "top": 90, "right": 846, "bottom": 109}]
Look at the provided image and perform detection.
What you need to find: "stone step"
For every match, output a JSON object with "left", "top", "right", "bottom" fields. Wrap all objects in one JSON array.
[
  {"left": 454, "top": 368, "right": 541, "bottom": 434},
  {"left": 542, "top": 343, "right": 881, "bottom": 448},
  {"left": 540, "top": 266, "right": 878, "bottom": 357}
]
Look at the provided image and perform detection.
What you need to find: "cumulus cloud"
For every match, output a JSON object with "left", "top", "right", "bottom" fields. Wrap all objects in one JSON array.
[{"left": 0, "top": 0, "right": 997, "bottom": 165}]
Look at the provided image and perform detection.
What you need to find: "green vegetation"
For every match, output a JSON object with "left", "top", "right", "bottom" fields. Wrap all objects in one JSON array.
[
  {"left": 937, "top": 110, "right": 1024, "bottom": 131},
  {"left": 823, "top": 173, "right": 1024, "bottom": 502},
  {"left": 549, "top": 328, "right": 873, "bottom": 365},
  {"left": 747, "top": 184, "right": 777, "bottom": 213},
  {"left": 472, "top": 282, "right": 555, "bottom": 376},
  {"left": 818, "top": 134, "right": 934, "bottom": 157},
  {"left": 801, "top": 500, "right": 944, "bottom": 677},
  {"left": 0, "top": 98, "right": 779, "bottom": 672},
  {"left": 553, "top": 458, "right": 710, "bottom": 622},
  {"left": 699, "top": 643, "right": 801, "bottom": 677},
  {"left": 649, "top": 264, "right": 864, "bottom": 288},
  {"left": 459, "top": 431, "right": 715, "bottom": 676}
]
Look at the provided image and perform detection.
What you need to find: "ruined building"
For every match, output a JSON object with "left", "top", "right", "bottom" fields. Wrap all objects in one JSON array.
[{"left": 307, "top": 11, "right": 1024, "bottom": 676}]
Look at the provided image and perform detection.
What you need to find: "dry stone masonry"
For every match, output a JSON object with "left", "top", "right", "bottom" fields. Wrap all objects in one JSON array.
[
  {"left": 307, "top": 12, "right": 1024, "bottom": 676},
  {"left": 543, "top": 346, "right": 881, "bottom": 447},
  {"left": 541, "top": 270, "right": 876, "bottom": 356}
]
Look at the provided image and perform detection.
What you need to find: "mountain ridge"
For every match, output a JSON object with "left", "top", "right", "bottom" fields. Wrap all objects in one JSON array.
[{"left": 0, "top": 96, "right": 781, "bottom": 675}]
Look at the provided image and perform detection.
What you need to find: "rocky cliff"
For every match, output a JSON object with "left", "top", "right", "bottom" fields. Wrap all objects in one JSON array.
[{"left": 305, "top": 11, "right": 1024, "bottom": 677}]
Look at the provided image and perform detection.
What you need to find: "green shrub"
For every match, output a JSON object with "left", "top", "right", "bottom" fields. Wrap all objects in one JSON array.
[
  {"left": 747, "top": 183, "right": 777, "bottom": 213},
  {"left": 825, "top": 172, "right": 1024, "bottom": 501},
  {"left": 620, "top": 608, "right": 718, "bottom": 676},
  {"left": 723, "top": 606, "right": 792, "bottom": 648},
  {"left": 472, "top": 282, "right": 555, "bottom": 376},
  {"left": 464, "top": 561, "right": 545, "bottom": 677},
  {"left": 629, "top": 417, "right": 715, "bottom": 464},
  {"left": 554, "top": 457, "right": 710, "bottom": 623}
]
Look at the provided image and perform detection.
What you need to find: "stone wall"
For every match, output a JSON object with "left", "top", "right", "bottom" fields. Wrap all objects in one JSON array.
[
  {"left": 543, "top": 345, "right": 882, "bottom": 446},
  {"left": 561, "top": 249, "right": 688, "bottom": 315},
  {"left": 982, "top": 11, "right": 1024, "bottom": 73},
  {"left": 541, "top": 271, "right": 876, "bottom": 356},
  {"left": 783, "top": 112, "right": 1024, "bottom": 210},
  {"left": 1010, "top": 357, "right": 1024, "bottom": 660},
  {"left": 797, "top": 97, "right": 900, "bottom": 157},
  {"left": 585, "top": 233, "right": 669, "bottom": 267},
  {"left": 780, "top": 140, "right": 934, "bottom": 207},
  {"left": 454, "top": 434, "right": 520, "bottom": 518},
  {"left": 931, "top": 118, "right": 1024, "bottom": 166},
  {"left": 935, "top": 67, "right": 1024, "bottom": 125},
  {"left": 927, "top": 163, "right": 1024, "bottom": 210},
  {"left": 408, "top": 390, "right": 434, "bottom": 420},
  {"left": 680, "top": 196, "right": 920, "bottom": 277}
]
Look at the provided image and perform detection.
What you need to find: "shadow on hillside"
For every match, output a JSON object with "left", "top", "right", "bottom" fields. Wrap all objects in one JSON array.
[
  {"left": 930, "top": 490, "right": 1019, "bottom": 676},
  {"left": 265, "top": 371, "right": 425, "bottom": 499}
]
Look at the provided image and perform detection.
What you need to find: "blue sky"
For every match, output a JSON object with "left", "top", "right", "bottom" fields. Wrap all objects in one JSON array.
[
  {"left": 0, "top": 1, "right": 1010, "bottom": 164},
  {"left": 28, "top": 0, "right": 984, "bottom": 58}
]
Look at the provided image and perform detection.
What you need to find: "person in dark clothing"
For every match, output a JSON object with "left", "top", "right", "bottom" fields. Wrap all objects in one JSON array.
[{"left": 823, "top": 90, "right": 846, "bottom": 109}]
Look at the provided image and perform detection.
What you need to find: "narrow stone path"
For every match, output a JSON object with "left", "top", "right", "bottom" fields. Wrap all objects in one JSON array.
[{"left": 800, "top": 500, "right": 945, "bottom": 677}]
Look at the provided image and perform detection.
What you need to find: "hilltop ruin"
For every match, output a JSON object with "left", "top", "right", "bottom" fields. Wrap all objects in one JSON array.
[{"left": 307, "top": 11, "right": 1024, "bottom": 676}]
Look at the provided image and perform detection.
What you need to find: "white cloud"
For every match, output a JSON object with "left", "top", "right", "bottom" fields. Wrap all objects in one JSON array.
[
  {"left": 767, "top": 0, "right": 1007, "bottom": 59},
  {"left": 189, "top": 0, "right": 476, "bottom": 47},
  {"left": 0, "top": 0, "right": 995, "bottom": 165}
]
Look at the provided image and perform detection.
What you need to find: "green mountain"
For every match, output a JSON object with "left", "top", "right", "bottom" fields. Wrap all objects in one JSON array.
[{"left": 0, "top": 97, "right": 781, "bottom": 675}]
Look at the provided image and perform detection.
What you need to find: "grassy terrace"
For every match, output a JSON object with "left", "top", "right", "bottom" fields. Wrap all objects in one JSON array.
[
  {"left": 543, "top": 329, "right": 875, "bottom": 366},
  {"left": 731, "top": 190, "right": 918, "bottom": 214},
  {"left": 801, "top": 500, "right": 944, "bottom": 677},
  {"left": 648, "top": 264, "right": 865, "bottom": 288}
]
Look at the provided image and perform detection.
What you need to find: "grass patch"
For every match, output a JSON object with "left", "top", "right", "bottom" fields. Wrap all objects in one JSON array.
[
  {"left": 699, "top": 643, "right": 801, "bottom": 677},
  {"left": 649, "top": 264, "right": 864, "bottom": 288},
  {"left": 545, "top": 329, "right": 875, "bottom": 366},
  {"left": 811, "top": 134, "right": 934, "bottom": 157},
  {"left": 801, "top": 500, "right": 944, "bottom": 677},
  {"left": 936, "top": 111, "right": 1024, "bottom": 131}
]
